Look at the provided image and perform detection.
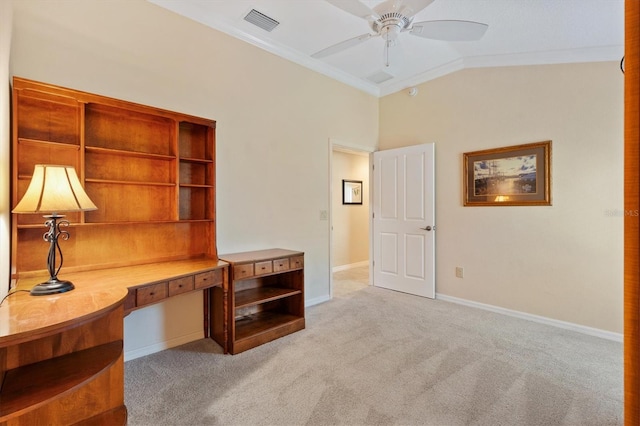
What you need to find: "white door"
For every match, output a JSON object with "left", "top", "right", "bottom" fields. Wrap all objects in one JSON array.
[{"left": 372, "top": 143, "right": 435, "bottom": 298}]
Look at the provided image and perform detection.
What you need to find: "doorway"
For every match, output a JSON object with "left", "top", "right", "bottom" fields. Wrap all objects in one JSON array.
[{"left": 329, "top": 141, "right": 373, "bottom": 298}]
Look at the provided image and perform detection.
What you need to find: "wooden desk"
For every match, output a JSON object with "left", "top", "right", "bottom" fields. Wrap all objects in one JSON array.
[
  {"left": 0, "top": 275, "right": 129, "bottom": 425},
  {"left": 2, "top": 258, "right": 229, "bottom": 425},
  {"left": 114, "top": 258, "right": 229, "bottom": 349},
  {"left": 13, "top": 258, "right": 229, "bottom": 350}
]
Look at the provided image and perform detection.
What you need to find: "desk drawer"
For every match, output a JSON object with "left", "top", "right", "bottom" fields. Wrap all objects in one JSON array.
[
  {"left": 233, "top": 264, "right": 254, "bottom": 280},
  {"left": 169, "top": 276, "right": 194, "bottom": 296},
  {"left": 273, "top": 258, "right": 290, "bottom": 272},
  {"left": 254, "top": 261, "right": 273, "bottom": 276},
  {"left": 137, "top": 282, "right": 168, "bottom": 306},
  {"left": 195, "top": 269, "right": 224, "bottom": 289},
  {"left": 290, "top": 256, "right": 304, "bottom": 270}
]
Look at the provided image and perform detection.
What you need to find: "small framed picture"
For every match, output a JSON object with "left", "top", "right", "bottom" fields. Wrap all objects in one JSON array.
[
  {"left": 464, "top": 141, "right": 552, "bottom": 206},
  {"left": 342, "top": 180, "right": 363, "bottom": 205}
]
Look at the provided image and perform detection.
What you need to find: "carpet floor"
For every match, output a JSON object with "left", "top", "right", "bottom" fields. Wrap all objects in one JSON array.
[{"left": 124, "top": 266, "right": 622, "bottom": 425}]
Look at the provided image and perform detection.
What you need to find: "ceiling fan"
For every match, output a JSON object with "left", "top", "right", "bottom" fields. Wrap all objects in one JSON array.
[{"left": 312, "top": 0, "right": 488, "bottom": 67}]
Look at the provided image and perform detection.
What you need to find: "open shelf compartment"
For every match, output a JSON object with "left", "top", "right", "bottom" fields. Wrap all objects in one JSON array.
[
  {"left": 235, "top": 287, "right": 302, "bottom": 309},
  {"left": 235, "top": 311, "right": 304, "bottom": 342},
  {"left": 0, "top": 341, "right": 123, "bottom": 421}
]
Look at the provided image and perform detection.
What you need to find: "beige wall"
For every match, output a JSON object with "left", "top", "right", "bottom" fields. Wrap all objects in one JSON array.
[
  {"left": 332, "top": 150, "right": 369, "bottom": 268},
  {"left": 0, "top": 0, "right": 11, "bottom": 302},
  {"left": 380, "top": 63, "right": 623, "bottom": 333},
  {"left": 5, "top": 0, "right": 622, "bottom": 358},
  {"left": 8, "top": 0, "right": 378, "bottom": 358}
]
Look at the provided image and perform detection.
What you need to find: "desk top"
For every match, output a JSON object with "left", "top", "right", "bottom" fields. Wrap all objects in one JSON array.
[
  {"left": 220, "top": 248, "right": 303, "bottom": 264},
  {"left": 1, "top": 257, "right": 228, "bottom": 345}
]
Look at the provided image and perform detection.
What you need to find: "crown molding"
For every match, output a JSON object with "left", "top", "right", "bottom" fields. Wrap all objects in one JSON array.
[
  {"left": 378, "top": 45, "right": 623, "bottom": 97},
  {"left": 378, "top": 58, "right": 465, "bottom": 97},
  {"left": 464, "top": 45, "right": 623, "bottom": 69}
]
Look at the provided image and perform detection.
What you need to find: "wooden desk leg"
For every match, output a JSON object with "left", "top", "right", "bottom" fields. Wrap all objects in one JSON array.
[
  {"left": 204, "top": 285, "right": 228, "bottom": 353},
  {"left": 203, "top": 288, "right": 211, "bottom": 339},
  {"left": 223, "top": 287, "right": 228, "bottom": 354}
]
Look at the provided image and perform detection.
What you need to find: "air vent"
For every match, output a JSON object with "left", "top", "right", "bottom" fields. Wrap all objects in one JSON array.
[
  {"left": 367, "top": 70, "right": 394, "bottom": 84},
  {"left": 244, "top": 9, "right": 279, "bottom": 32}
]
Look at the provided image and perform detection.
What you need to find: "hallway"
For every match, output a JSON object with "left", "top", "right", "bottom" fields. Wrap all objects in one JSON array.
[{"left": 333, "top": 265, "right": 369, "bottom": 297}]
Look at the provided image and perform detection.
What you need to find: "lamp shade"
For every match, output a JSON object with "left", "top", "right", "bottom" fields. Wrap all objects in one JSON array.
[{"left": 13, "top": 165, "right": 97, "bottom": 213}]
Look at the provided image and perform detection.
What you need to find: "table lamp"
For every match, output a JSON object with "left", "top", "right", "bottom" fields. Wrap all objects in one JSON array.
[{"left": 12, "top": 164, "right": 97, "bottom": 296}]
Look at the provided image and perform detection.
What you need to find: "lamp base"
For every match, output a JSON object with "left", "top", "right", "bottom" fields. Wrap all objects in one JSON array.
[{"left": 30, "top": 278, "right": 75, "bottom": 296}]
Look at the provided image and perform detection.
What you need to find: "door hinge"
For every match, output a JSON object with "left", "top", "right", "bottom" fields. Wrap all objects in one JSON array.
[{"left": 372, "top": 212, "right": 375, "bottom": 219}]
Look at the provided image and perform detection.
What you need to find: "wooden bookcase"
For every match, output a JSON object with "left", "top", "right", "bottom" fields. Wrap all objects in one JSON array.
[
  {"left": 10, "top": 77, "right": 217, "bottom": 277},
  {"left": 219, "top": 249, "right": 305, "bottom": 354}
]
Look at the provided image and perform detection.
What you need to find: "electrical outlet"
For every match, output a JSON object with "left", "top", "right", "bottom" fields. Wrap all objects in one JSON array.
[{"left": 455, "top": 267, "right": 464, "bottom": 278}]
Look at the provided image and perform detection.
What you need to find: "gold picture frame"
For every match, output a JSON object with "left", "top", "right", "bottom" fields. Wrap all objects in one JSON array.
[{"left": 463, "top": 141, "right": 552, "bottom": 206}]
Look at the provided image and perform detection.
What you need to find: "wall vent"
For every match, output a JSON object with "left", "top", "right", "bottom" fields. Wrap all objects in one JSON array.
[
  {"left": 244, "top": 9, "right": 279, "bottom": 32},
  {"left": 367, "top": 71, "right": 394, "bottom": 84}
]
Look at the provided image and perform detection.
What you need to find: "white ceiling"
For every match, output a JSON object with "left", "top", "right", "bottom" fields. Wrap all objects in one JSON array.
[{"left": 148, "top": 0, "right": 624, "bottom": 97}]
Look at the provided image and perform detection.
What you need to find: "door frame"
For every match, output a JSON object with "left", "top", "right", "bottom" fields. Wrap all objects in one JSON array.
[
  {"left": 625, "top": 1, "right": 639, "bottom": 423},
  {"left": 328, "top": 138, "right": 375, "bottom": 298}
]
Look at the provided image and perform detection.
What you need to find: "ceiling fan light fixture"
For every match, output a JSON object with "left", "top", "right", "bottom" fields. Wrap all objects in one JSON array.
[
  {"left": 372, "top": 12, "right": 413, "bottom": 37},
  {"left": 381, "top": 23, "right": 402, "bottom": 42}
]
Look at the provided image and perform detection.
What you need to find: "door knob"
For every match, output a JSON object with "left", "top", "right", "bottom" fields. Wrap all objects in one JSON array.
[{"left": 420, "top": 226, "right": 434, "bottom": 231}]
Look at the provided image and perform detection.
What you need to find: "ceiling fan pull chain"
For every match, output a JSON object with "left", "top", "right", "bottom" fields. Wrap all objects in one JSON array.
[{"left": 385, "top": 40, "right": 391, "bottom": 67}]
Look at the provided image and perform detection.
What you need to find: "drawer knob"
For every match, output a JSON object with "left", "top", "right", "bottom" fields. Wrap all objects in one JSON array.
[{"left": 150, "top": 292, "right": 155, "bottom": 296}]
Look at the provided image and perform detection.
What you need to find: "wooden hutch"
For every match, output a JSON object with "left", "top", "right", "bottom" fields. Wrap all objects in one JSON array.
[{"left": 3, "top": 77, "right": 228, "bottom": 425}]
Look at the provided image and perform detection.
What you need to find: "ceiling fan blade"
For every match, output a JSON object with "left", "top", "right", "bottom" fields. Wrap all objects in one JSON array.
[
  {"left": 400, "top": 0, "right": 435, "bottom": 17},
  {"left": 326, "top": 0, "right": 379, "bottom": 20},
  {"left": 311, "top": 33, "right": 375, "bottom": 59},
  {"left": 411, "top": 20, "right": 489, "bottom": 41}
]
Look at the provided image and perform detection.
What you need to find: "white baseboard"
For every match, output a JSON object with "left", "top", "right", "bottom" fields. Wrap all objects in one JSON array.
[
  {"left": 305, "top": 294, "right": 331, "bottom": 307},
  {"left": 332, "top": 260, "right": 369, "bottom": 273},
  {"left": 436, "top": 293, "right": 622, "bottom": 342},
  {"left": 124, "top": 331, "right": 204, "bottom": 362}
]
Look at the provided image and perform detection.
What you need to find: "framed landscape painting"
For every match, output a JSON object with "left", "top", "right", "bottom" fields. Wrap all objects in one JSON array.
[{"left": 463, "top": 141, "right": 552, "bottom": 206}]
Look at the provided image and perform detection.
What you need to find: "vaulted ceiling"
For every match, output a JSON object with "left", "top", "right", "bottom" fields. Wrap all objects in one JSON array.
[{"left": 149, "top": 0, "right": 624, "bottom": 97}]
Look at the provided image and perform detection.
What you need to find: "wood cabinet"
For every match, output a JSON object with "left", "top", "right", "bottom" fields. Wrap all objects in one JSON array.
[
  {"left": 11, "top": 77, "right": 217, "bottom": 277},
  {"left": 219, "top": 249, "right": 305, "bottom": 354},
  {"left": 0, "top": 281, "right": 129, "bottom": 425}
]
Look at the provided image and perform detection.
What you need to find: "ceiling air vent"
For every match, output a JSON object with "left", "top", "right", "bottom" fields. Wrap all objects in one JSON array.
[
  {"left": 244, "top": 9, "right": 279, "bottom": 32},
  {"left": 367, "top": 71, "right": 394, "bottom": 84}
]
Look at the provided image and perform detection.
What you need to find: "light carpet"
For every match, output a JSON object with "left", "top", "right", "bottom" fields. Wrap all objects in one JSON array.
[{"left": 124, "top": 268, "right": 622, "bottom": 425}]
